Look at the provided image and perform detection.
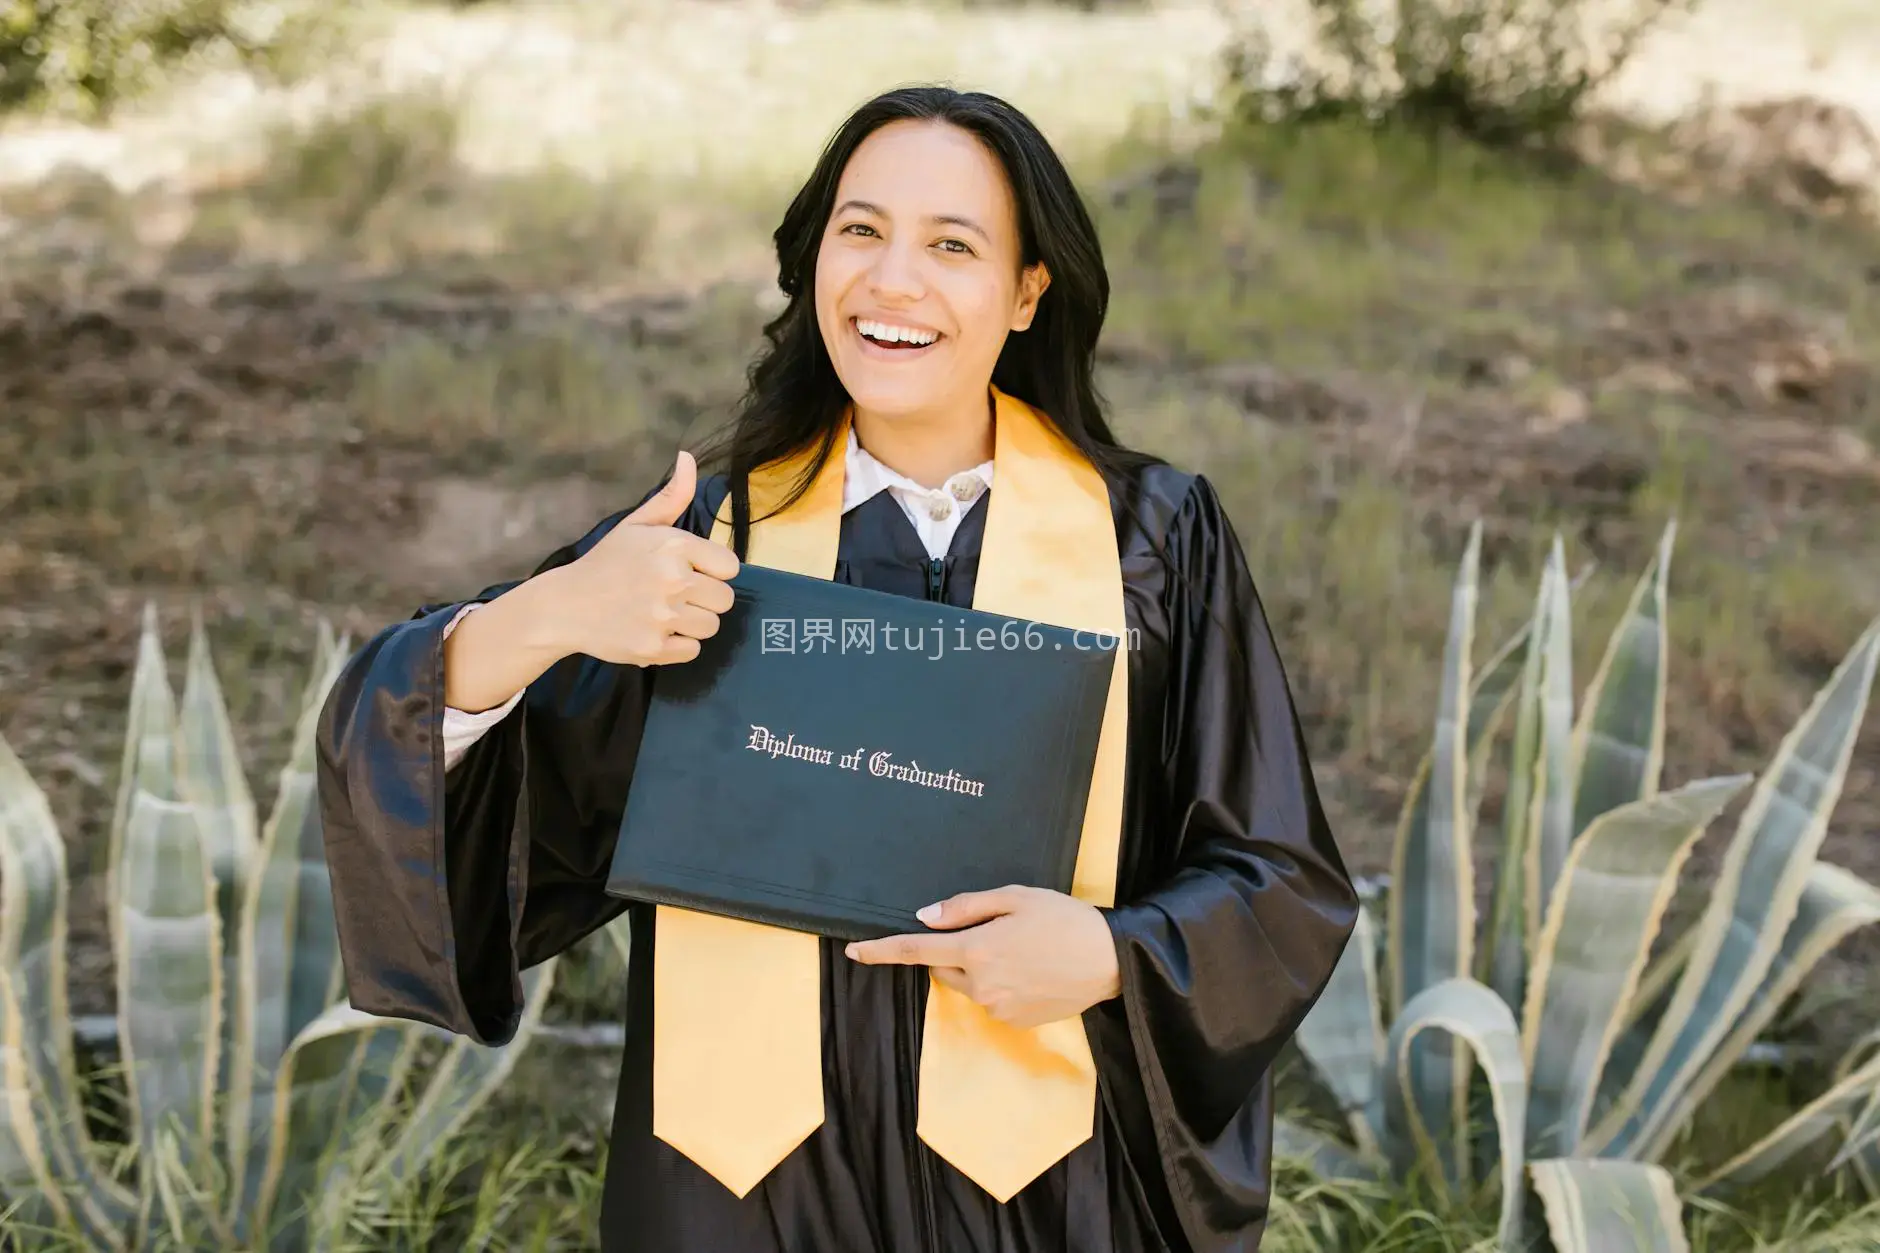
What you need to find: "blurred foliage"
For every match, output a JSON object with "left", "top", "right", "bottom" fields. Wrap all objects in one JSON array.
[
  {"left": 0, "top": 0, "right": 336, "bottom": 119},
  {"left": 1220, "top": 0, "right": 1697, "bottom": 147}
]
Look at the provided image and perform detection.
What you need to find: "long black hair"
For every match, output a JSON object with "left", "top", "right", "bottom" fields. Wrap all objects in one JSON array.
[{"left": 691, "top": 84, "right": 1163, "bottom": 558}]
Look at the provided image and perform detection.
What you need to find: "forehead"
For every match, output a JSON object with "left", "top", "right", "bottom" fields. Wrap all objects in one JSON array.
[{"left": 834, "top": 119, "right": 1016, "bottom": 229}]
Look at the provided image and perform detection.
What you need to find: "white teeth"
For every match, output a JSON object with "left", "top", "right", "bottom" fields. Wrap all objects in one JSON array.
[{"left": 857, "top": 318, "right": 937, "bottom": 346}]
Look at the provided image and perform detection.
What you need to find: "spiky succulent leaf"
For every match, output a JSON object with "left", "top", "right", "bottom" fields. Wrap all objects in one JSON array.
[
  {"left": 248, "top": 1004, "right": 422, "bottom": 1245},
  {"left": 108, "top": 605, "right": 168, "bottom": 920},
  {"left": 0, "top": 966, "right": 85, "bottom": 1245},
  {"left": 178, "top": 613, "right": 262, "bottom": 1106},
  {"left": 1464, "top": 613, "right": 1533, "bottom": 827},
  {"left": 1568, "top": 521, "right": 1673, "bottom": 837},
  {"left": 1697, "top": 1050, "right": 1880, "bottom": 1192},
  {"left": 1592, "top": 927, "right": 1696, "bottom": 1128},
  {"left": 0, "top": 740, "right": 135, "bottom": 1246},
  {"left": 1294, "top": 904, "right": 1384, "bottom": 1155},
  {"left": 1833, "top": 1030, "right": 1880, "bottom": 1172},
  {"left": 1520, "top": 775, "right": 1748, "bottom": 1159},
  {"left": 113, "top": 628, "right": 226, "bottom": 1193},
  {"left": 364, "top": 959, "right": 560, "bottom": 1193},
  {"left": 1387, "top": 522, "right": 1479, "bottom": 1182},
  {"left": 1382, "top": 978, "right": 1525, "bottom": 1248},
  {"left": 1486, "top": 584, "right": 1544, "bottom": 1006},
  {"left": 1661, "top": 862, "right": 1880, "bottom": 1156},
  {"left": 116, "top": 789, "right": 223, "bottom": 1186},
  {"left": 1530, "top": 1158, "right": 1688, "bottom": 1252},
  {"left": 1465, "top": 559, "right": 1594, "bottom": 838},
  {"left": 177, "top": 610, "right": 260, "bottom": 882},
  {"left": 604, "top": 913, "right": 632, "bottom": 978},
  {"left": 1524, "top": 542, "right": 1575, "bottom": 957},
  {"left": 1850, "top": 1141, "right": 1880, "bottom": 1200},
  {"left": 1593, "top": 616, "right": 1880, "bottom": 1160},
  {"left": 224, "top": 638, "right": 350, "bottom": 1227}
]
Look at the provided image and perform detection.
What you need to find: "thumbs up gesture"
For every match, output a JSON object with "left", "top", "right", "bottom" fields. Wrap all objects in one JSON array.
[{"left": 550, "top": 451, "right": 740, "bottom": 667}]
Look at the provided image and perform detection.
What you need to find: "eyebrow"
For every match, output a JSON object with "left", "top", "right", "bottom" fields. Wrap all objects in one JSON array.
[{"left": 833, "top": 199, "right": 991, "bottom": 244}]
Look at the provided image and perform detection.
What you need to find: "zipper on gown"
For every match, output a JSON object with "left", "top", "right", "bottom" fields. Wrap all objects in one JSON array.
[{"left": 911, "top": 553, "right": 948, "bottom": 1252}]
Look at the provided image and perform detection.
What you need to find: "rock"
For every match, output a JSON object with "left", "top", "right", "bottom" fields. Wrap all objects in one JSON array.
[
  {"left": 1752, "top": 335, "right": 1842, "bottom": 403},
  {"left": 1532, "top": 385, "right": 1591, "bottom": 433},
  {"left": 1608, "top": 360, "right": 1691, "bottom": 396},
  {"left": 1829, "top": 427, "right": 1874, "bottom": 467},
  {"left": 1448, "top": 349, "right": 1533, "bottom": 387},
  {"left": 1678, "top": 96, "right": 1880, "bottom": 218}
]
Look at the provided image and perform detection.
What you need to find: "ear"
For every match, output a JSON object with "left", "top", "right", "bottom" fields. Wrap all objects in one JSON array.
[{"left": 1010, "top": 262, "right": 1051, "bottom": 332}]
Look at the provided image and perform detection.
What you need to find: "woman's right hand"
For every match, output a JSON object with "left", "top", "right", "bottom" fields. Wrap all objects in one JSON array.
[
  {"left": 542, "top": 451, "right": 740, "bottom": 666},
  {"left": 442, "top": 451, "right": 736, "bottom": 714}
]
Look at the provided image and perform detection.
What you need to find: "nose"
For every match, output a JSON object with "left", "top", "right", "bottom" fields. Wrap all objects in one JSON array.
[{"left": 867, "top": 237, "right": 924, "bottom": 303}]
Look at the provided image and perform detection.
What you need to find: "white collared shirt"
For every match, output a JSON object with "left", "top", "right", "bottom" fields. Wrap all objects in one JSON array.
[
  {"left": 838, "top": 426, "right": 993, "bottom": 557},
  {"left": 438, "top": 434, "right": 992, "bottom": 768}
]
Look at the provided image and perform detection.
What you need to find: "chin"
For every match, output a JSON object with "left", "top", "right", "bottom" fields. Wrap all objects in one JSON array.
[{"left": 835, "top": 363, "right": 949, "bottom": 417}]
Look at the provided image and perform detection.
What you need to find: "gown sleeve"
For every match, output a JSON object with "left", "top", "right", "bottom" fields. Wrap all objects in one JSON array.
[
  {"left": 315, "top": 482, "right": 706, "bottom": 1047},
  {"left": 1100, "top": 473, "right": 1360, "bottom": 1250}
]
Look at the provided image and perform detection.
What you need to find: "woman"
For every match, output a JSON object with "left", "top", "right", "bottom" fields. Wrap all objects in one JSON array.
[{"left": 317, "top": 86, "right": 1357, "bottom": 1253}]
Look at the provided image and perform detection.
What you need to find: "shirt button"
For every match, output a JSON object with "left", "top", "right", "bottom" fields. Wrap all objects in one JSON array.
[
  {"left": 949, "top": 478, "right": 978, "bottom": 501},
  {"left": 927, "top": 497, "right": 953, "bottom": 521}
]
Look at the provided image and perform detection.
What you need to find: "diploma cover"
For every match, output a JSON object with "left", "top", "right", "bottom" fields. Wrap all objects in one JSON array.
[{"left": 605, "top": 562, "right": 1118, "bottom": 941}]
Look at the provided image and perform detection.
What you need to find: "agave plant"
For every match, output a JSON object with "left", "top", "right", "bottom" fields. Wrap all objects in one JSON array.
[
  {"left": 0, "top": 608, "right": 558, "bottom": 1250},
  {"left": 1281, "top": 520, "right": 1880, "bottom": 1250}
]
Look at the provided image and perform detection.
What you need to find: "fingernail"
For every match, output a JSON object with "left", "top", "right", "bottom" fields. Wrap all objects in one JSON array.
[
  {"left": 916, "top": 904, "right": 940, "bottom": 925},
  {"left": 843, "top": 943, "right": 858, "bottom": 959}
]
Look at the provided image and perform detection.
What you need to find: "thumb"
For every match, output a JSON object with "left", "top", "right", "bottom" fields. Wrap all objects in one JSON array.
[
  {"left": 624, "top": 451, "right": 696, "bottom": 527},
  {"left": 917, "top": 887, "right": 1022, "bottom": 930}
]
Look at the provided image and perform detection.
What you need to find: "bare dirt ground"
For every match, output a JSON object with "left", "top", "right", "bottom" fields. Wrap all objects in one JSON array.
[{"left": 4, "top": 0, "right": 1880, "bottom": 1025}]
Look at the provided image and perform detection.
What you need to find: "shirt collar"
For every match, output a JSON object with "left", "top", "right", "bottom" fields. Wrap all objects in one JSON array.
[{"left": 841, "top": 426, "right": 994, "bottom": 513}]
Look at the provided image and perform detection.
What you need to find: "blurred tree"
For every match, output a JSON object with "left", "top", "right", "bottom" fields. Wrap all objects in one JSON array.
[
  {"left": 0, "top": 0, "right": 330, "bottom": 120},
  {"left": 1219, "top": 0, "right": 1696, "bottom": 148}
]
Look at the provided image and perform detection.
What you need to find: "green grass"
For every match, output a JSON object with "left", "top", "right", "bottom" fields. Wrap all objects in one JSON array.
[{"left": 7, "top": 2, "right": 1880, "bottom": 1246}]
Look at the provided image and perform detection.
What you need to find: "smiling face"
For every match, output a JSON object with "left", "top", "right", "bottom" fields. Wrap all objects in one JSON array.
[{"left": 814, "top": 118, "right": 1050, "bottom": 428}]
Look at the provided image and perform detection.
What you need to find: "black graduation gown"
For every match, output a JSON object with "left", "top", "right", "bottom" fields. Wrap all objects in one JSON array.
[{"left": 314, "top": 459, "right": 1359, "bottom": 1253}]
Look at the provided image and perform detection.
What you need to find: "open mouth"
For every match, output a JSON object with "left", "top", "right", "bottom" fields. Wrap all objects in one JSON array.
[{"left": 853, "top": 317, "right": 942, "bottom": 354}]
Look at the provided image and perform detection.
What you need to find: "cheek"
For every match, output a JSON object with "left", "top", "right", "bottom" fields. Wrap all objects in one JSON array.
[
  {"left": 814, "top": 252, "right": 854, "bottom": 345},
  {"left": 949, "top": 277, "right": 1019, "bottom": 344}
]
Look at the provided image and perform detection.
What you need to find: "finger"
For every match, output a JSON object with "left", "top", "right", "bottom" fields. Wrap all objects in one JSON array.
[
  {"left": 916, "top": 886, "right": 1026, "bottom": 930},
  {"left": 649, "top": 634, "right": 702, "bottom": 666},
  {"left": 681, "top": 572, "right": 736, "bottom": 615},
  {"left": 624, "top": 451, "right": 696, "bottom": 528},
  {"left": 844, "top": 932, "right": 965, "bottom": 967},
  {"left": 670, "top": 532, "right": 740, "bottom": 582},
  {"left": 667, "top": 604, "right": 721, "bottom": 641},
  {"left": 930, "top": 967, "right": 974, "bottom": 999}
]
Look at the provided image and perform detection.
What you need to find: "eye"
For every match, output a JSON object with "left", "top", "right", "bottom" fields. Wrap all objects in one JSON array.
[
  {"left": 935, "top": 238, "right": 975, "bottom": 256},
  {"left": 840, "top": 222, "right": 879, "bottom": 238}
]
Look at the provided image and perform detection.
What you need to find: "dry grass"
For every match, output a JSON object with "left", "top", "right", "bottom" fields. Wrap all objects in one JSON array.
[
  {"left": 7, "top": 41, "right": 1879, "bottom": 863},
  {"left": 5, "top": 2, "right": 1880, "bottom": 1244}
]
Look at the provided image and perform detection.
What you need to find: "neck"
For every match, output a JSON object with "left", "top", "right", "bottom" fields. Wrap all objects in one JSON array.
[{"left": 849, "top": 389, "right": 994, "bottom": 488}]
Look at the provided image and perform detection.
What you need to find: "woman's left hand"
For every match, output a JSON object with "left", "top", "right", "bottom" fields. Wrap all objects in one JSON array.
[{"left": 844, "top": 886, "right": 1122, "bottom": 1030}]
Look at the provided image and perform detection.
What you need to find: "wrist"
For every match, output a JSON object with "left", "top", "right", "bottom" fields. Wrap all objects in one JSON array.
[{"left": 515, "top": 566, "right": 582, "bottom": 660}]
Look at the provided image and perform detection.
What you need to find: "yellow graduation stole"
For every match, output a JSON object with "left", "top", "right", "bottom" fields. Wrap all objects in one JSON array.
[{"left": 650, "top": 385, "right": 1129, "bottom": 1202}]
